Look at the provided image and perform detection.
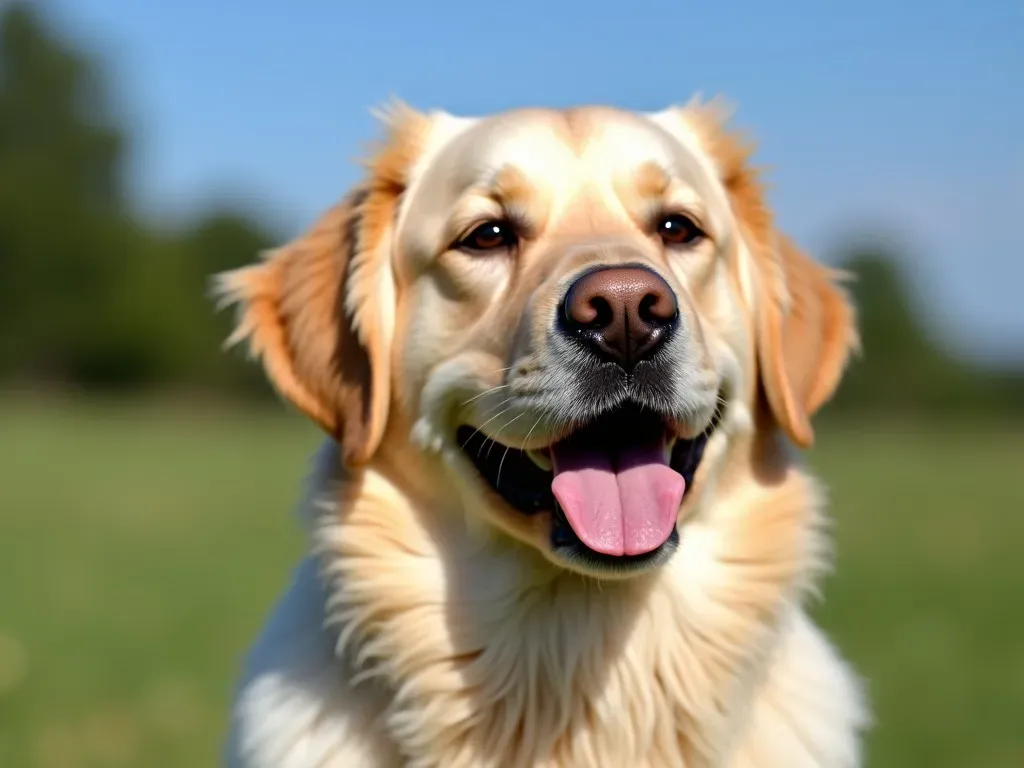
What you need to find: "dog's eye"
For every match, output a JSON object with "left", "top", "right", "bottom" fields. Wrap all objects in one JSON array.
[
  {"left": 456, "top": 220, "right": 519, "bottom": 253},
  {"left": 656, "top": 213, "right": 705, "bottom": 247}
]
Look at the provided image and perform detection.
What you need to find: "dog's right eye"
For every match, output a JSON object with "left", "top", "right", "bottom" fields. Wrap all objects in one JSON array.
[{"left": 455, "top": 220, "right": 519, "bottom": 253}]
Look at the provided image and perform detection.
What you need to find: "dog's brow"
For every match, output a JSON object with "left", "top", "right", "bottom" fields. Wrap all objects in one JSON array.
[
  {"left": 490, "top": 165, "right": 533, "bottom": 207},
  {"left": 633, "top": 161, "right": 671, "bottom": 199},
  {"left": 486, "top": 164, "right": 549, "bottom": 231}
]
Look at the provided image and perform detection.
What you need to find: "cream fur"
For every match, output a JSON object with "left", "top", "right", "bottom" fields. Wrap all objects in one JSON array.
[
  {"left": 220, "top": 102, "right": 869, "bottom": 767},
  {"left": 225, "top": 439, "right": 868, "bottom": 767}
]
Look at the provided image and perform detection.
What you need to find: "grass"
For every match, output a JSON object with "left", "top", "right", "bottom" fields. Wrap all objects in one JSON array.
[{"left": 0, "top": 396, "right": 1021, "bottom": 767}]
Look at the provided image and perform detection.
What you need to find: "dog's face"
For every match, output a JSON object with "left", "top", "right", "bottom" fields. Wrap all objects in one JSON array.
[{"left": 217, "top": 101, "right": 858, "bottom": 579}]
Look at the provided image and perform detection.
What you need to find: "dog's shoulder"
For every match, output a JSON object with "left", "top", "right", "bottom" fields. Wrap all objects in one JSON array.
[
  {"left": 224, "top": 556, "right": 399, "bottom": 768},
  {"left": 727, "top": 608, "right": 870, "bottom": 768}
]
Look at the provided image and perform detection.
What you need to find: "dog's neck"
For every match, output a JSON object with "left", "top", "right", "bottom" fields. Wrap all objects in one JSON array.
[{"left": 298, "top": 433, "right": 827, "bottom": 767}]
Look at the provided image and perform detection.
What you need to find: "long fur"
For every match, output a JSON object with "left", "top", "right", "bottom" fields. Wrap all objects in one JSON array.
[{"left": 226, "top": 437, "right": 868, "bottom": 768}]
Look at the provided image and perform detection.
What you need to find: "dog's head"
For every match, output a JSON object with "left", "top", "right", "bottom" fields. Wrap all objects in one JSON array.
[{"left": 216, "top": 101, "right": 858, "bottom": 579}]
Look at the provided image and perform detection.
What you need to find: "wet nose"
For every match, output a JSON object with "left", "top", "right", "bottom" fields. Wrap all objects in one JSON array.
[{"left": 561, "top": 265, "right": 678, "bottom": 370}]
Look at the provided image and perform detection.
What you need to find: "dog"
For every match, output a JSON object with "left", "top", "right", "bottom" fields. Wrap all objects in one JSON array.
[{"left": 216, "top": 98, "right": 869, "bottom": 767}]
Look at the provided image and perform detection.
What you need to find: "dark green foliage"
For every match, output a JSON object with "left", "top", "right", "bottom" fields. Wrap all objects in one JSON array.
[
  {"left": 827, "top": 250, "right": 1024, "bottom": 417},
  {"left": 0, "top": 3, "right": 276, "bottom": 392}
]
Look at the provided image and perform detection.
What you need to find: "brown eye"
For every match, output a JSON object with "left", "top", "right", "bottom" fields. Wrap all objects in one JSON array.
[
  {"left": 456, "top": 220, "right": 519, "bottom": 253},
  {"left": 656, "top": 213, "right": 705, "bottom": 246}
]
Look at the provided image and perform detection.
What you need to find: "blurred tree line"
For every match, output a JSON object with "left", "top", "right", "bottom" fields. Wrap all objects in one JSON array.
[
  {"left": 0, "top": 2, "right": 272, "bottom": 396},
  {"left": 1, "top": 3, "right": 1021, "bottom": 415},
  {"left": 830, "top": 251, "right": 1024, "bottom": 416}
]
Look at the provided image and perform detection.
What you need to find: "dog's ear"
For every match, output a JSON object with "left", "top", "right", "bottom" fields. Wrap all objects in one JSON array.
[
  {"left": 680, "top": 98, "right": 859, "bottom": 447},
  {"left": 753, "top": 235, "right": 859, "bottom": 447},
  {"left": 212, "top": 105, "right": 425, "bottom": 465}
]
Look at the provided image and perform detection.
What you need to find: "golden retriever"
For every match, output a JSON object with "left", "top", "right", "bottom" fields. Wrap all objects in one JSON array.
[{"left": 217, "top": 98, "right": 869, "bottom": 768}]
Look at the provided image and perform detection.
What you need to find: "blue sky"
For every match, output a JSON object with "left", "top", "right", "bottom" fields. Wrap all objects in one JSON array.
[{"left": 55, "top": 0, "right": 1022, "bottom": 362}]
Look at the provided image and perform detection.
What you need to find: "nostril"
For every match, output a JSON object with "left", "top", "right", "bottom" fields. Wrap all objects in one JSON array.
[
  {"left": 586, "top": 296, "right": 614, "bottom": 329},
  {"left": 564, "top": 290, "right": 614, "bottom": 330},
  {"left": 637, "top": 292, "right": 676, "bottom": 326}
]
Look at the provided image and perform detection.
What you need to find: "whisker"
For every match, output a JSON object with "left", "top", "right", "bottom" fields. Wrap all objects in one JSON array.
[
  {"left": 703, "top": 393, "right": 728, "bottom": 439},
  {"left": 495, "top": 412, "right": 540, "bottom": 487},
  {"left": 488, "top": 412, "right": 525, "bottom": 460},
  {"left": 503, "top": 414, "right": 543, "bottom": 486},
  {"left": 477, "top": 396, "right": 514, "bottom": 421},
  {"left": 460, "top": 384, "right": 510, "bottom": 407},
  {"left": 461, "top": 403, "right": 514, "bottom": 453},
  {"left": 522, "top": 414, "right": 544, "bottom": 452},
  {"left": 702, "top": 421, "right": 714, "bottom": 440},
  {"left": 496, "top": 444, "right": 512, "bottom": 488}
]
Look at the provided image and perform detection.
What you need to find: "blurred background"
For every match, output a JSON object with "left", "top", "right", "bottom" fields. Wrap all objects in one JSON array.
[{"left": 0, "top": 0, "right": 1021, "bottom": 765}]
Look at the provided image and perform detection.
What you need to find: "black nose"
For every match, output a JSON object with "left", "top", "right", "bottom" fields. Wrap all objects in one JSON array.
[{"left": 561, "top": 265, "right": 678, "bottom": 370}]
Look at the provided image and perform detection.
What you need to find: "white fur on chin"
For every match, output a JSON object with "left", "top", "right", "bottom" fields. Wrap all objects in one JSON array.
[{"left": 225, "top": 440, "right": 869, "bottom": 767}]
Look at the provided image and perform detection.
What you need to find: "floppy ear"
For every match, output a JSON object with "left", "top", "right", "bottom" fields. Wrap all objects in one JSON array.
[
  {"left": 212, "top": 105, "right": 424, "bottom": 465},
  {"left": 754, "top": 235, "right": 859, "bottom": 447},
  {"left": 680, "top": 98, "right": 859, "bottom": 447}
]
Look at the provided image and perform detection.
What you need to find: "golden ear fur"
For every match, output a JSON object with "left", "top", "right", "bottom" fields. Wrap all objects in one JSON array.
[
  {"left": 212, "top": 103, "right": 427, "bottom": 465},
  {"left": 754, "top": 235, "right": 860, "bottom": 447},
  {"left": 685, "top": 99, "right": 860, "bottom": 447}
]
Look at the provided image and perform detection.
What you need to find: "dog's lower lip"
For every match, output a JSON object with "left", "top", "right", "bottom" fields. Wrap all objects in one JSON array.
[{"left": 527, "top": 448, "right": 552, "bottom": 470}]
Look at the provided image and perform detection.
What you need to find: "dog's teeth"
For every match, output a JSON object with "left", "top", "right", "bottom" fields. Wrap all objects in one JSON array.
[
  {"left": 527, "top": 449, "right": 553, "bottom": 471},
  {"left": 664, "top": 436, "right": 678, "bottom": 463}
]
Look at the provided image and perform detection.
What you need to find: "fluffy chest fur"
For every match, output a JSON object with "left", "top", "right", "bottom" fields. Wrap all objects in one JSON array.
[{"left": 230, "top": 441, "right": 863, "bottom": 768}]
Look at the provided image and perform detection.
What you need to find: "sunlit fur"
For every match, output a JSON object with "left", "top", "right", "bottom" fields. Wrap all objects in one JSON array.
[{"left": 219, "top": 99, "right": 868, "bottom": 767}]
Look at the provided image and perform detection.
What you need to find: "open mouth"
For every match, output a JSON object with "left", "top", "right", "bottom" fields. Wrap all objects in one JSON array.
[{"left": 456, "top": 401, "right": 719, "bottom": 571}]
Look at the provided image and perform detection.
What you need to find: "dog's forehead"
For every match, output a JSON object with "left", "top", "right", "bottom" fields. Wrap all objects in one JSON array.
[
  {"left": 426, "top": 109, "right": 581, "bottom": 191},
  {"left": 410, "top": 106, "right": 720, "bottom": 200}
]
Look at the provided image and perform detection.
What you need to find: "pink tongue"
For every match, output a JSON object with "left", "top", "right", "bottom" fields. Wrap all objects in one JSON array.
[{"left": 550, "top": 437, "right": 685, "bottom": 557}]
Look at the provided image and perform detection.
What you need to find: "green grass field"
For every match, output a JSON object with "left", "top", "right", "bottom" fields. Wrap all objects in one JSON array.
[{"left": 1, "top": 396, "right": 1022, "bottom": 767}]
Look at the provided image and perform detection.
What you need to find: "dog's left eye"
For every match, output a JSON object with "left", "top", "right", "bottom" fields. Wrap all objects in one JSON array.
[
  {"left": 455, "top": 220, "right": 519, "bottom": 253},
  {"left": 656, "top": 213, "right": 705, "bottom": 247}
]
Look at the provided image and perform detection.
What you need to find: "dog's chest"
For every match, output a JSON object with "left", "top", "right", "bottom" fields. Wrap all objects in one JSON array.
[{"left": 328, "top": 552, "right": 765, "bottom": 768}]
